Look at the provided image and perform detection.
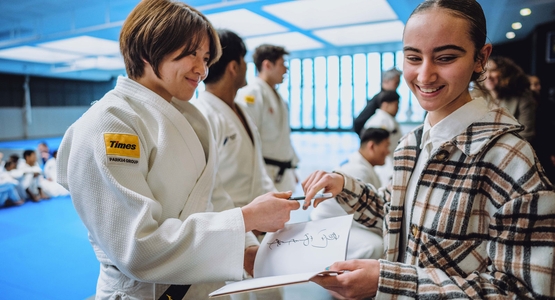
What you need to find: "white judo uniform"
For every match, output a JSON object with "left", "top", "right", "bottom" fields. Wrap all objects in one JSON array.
[
  {"left": 362, "top": 109, "right": 402, "bottom": 186},
  {"left": 236, "top": 78, "right": 299, "bottom": 192},
  {"left": 310, "top": 151, "right": 384, "bottom": 260},
  {"left": 192, "top": 91, "right": 276, "bottom": 207},
  {"left": 57, "top": 77, "right": 258, "bottom": 300}
]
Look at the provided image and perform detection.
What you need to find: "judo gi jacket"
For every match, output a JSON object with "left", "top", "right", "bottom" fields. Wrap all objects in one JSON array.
[
  {"left": 192, "top": 91, "right": 276, "bottom": 207},
  {"left": 57, "top": 77, "right": 253, "bottom": 299},
  {"left": 236, "top": 77, "right": 299, "bottom": 192}
]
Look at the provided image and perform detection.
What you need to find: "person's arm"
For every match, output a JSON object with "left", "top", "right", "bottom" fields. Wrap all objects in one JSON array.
[
  {"left": 58, "top": 115, "right": 299, "bottom": 285},
  {"left": 310, "top": 141, "right": 555, "bottom": 299}
]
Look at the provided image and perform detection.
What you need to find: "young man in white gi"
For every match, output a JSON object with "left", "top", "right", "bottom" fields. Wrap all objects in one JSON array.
[
  {"left": 235, "top": 44, "right": 299, "bottom": 193},
  {"left": 192, "top": 30, "right": 276, "bottom": 209},
  {"left": 310, "top": 128, "right": 390, "bottom": 261},
  {"left": 56, "top": 1, "right": 300, "bottom": 299},
  {"left": 192, "top": 28, "right": 283, "bottom": 300}
]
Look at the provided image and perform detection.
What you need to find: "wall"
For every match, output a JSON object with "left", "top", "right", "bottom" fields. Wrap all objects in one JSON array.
[{"left": 0, "top": 74, "right": 114, "bottom": 140}]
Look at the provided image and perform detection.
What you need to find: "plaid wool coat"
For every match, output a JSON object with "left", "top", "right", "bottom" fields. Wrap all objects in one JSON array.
[{"left": 336, "top": 107, "right": 555, "bottom": 299}]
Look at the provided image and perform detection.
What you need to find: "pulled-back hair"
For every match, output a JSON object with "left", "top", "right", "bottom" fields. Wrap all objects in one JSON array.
[
  {"left": 408, "top": 0, "right": 488, "bottom": 82},
  {"left": 120, "top": 0, "right": 221, "bottom": 79},
  {"left": 252, "top": 44, "right": 289, "bottom": 72},
  {"left": 204, "top": 29, "right": 246, "bottom": 84}
]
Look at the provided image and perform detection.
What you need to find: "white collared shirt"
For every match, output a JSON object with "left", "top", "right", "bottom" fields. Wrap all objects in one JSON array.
[{"left": 399, "top": 97, "right": 490, "bottom": 262}]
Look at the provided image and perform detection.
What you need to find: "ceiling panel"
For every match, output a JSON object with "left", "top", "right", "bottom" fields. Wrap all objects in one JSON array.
[{"left": 0, "top": 0, "right": 553, "bottom": 81}]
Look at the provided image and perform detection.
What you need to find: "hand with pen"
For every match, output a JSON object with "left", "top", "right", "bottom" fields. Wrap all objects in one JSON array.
[
  {"left": 300, "top": 170, "right": 345, "bottom": 210},
  {"left": 301, "top": 170, "right": 380, "bottom": 299}
]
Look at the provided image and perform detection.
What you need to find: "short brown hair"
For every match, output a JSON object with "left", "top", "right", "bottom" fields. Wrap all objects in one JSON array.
[
  {"left": 252, "top": 44, "right": 289, "bottom": 72},
  {"left": 120, "top": 0, "right": 221, "bottom": 79}
]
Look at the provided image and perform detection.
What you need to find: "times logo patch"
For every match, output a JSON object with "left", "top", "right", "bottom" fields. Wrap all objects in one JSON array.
[{"left": 104, "top": 133, "right": 140, "bottom": 166}]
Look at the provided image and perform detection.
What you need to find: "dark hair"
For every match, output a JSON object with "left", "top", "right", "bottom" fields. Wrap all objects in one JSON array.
[
  {"left": 360, "top": 128, "right": 390, "bottom": 147},
  {"left": 364, "top": 90, "right": 400, "bottom": 119},
  {"left": 4, "top": 160, "right": 16, "bottom": 171},
  {"left": 408, "top": 0, "right": 488, "bottom": 82},
  {"left": 253, "top": 44, "right": 289, "bottom": 72},
  {"left": 378, "top": 90, "right": 400, "bottom": 104},
  {"left": 120, "top": 0, "right": 221, "bottom": 79},
  {"left": 23, "top": 150, "right": 35, "bottom": 159},
  {"left": 204, "top": 29, "right": 246, "bottom": 84},
  {"left": 9, "top": 154, "right": 19, "bottom": 163},
  {"left": 488, "top": 56, "right": 530, "bottom": 99}
]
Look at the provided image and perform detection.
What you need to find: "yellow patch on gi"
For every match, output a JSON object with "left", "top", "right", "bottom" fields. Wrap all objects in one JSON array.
[
  {"left": 104, "top": 133, "right": 140, "bottom": 158},
  {"left": 244, "top": 95, "right": 255, "bottom": 104}
]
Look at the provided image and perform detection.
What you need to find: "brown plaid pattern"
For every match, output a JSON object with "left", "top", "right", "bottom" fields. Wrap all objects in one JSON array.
[{"left": 335, "top": 107, "right": 555, "bottom": 299}]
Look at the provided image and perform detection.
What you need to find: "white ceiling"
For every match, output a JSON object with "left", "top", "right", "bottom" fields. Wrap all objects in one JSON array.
[{"left": 0, "top": 0, "right": 553, "bottom": 81}]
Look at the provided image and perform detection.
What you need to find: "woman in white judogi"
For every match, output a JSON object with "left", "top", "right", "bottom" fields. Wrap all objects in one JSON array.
[{"left": 56, "top": 2, "right": 298, "bottom": 299}]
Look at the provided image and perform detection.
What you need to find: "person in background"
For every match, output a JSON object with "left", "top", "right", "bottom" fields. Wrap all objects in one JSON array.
[
  {"left": 41, "top": 150, "right": 69, "bottom": 197},
  {"left": 0, "top": 160, "right": 24, "bottom": 208},
  {"left": 353, "top": 68, "right": 402, "bottom": 137},
  {"left": 310, "top": 128, "right": 390, "bottom": 261},
  {"left": 301, "top": 0, "right": 555, "bottom": 298},
  {"left": 192, "top": 29, "right": 276, "bottom": 209},
  {"left": 55, "top": 1, "right": 300, "bottom": 299},
  {"left": 37, "top": 141, "right": 51, "bottom": 166},
  {"left": 483, "top": 56, "right": 537, "bottom": 142},
  {"left": 191, "top": 29, "right": 280, "bottom": 300},
  {"left": 20, "top": 149, "right": 49, "bottom": 202},
  {"left": 528, "top": 74, "right": 541, "bottom": 103},
  {"left": 362, "top": 90, "right": 401, "bottom": 186},
  {"left": 235, "top": 44, "right": 299, "bottom": 193}
]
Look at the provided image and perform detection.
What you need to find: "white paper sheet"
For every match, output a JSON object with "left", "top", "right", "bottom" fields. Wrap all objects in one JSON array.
[
  {"left": 254, "top": 214, "right": 352, "bottom": 277},
  {"left": 209, "top": 215, "right": 353, "bottom": 298}
]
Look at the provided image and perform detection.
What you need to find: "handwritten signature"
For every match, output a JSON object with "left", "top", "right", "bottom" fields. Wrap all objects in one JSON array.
[{"left": 267, "top": 229, "right": 340, "bottom": 250}]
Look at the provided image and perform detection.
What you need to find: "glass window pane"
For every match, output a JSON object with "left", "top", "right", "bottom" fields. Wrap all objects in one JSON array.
[
  {"left": 327, "top": 56, "right": 339, "bottom": 129},
  {"left": 314, "top": 57, "right": 327, "bottom": 129},
  {"left": 301, "top": 58, "right": 314, "bottom": 129},
  {"left": 340, "top": 55, "right": 353, "bottom": 129},
  {"left": 288, "top": 58, "right": 302, "bottom": 129},
  {"left": 353, "top": 53, "right": 367, "bottom": 116}
]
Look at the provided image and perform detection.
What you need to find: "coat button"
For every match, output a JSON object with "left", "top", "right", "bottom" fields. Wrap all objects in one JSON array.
[
  {"left": 436, "top": 152, "right": 447, "bottom": 161},
  {"left": 411, "top": 224, "right": 419, "bottom": 236}
]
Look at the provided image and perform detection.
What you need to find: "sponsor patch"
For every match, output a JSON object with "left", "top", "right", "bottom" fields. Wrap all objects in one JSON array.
[
  {"left": 244, "top": 95, "right": 255, "bottom": 104},
  {"left": 104, "top": 133, "right": 140, "bottom": 166}
]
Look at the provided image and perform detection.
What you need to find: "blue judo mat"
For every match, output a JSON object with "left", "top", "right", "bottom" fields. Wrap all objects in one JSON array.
[{"left": 0, "top": 137, "right": 97, "bottom": 300}]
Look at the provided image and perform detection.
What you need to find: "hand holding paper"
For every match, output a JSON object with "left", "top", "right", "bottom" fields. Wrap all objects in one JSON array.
[{"left": 209, "top": 215, "right": 353, "bottom": 298}]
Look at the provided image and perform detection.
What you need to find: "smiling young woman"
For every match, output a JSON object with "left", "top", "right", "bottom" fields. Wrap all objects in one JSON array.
[{"left": 300, "top": 0, "right": 555, "bottom": 299}]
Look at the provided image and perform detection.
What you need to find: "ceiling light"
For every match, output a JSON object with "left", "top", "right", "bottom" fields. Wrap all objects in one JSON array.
[
  {"left": 313, "top": 21, "right": 404, "bottom": 46},
  {"left": 0, "top": 46, "right": 83, "bottom": 64},
  {"left": 511, "top": 22, "right": 522, "bottom": 30},
  {"left": 244, "top": 32, "right": 324, "bottom": 52},
  {"left": 262, "top": 0, "right": 397, "bottom": 30},
  {"left": 205, "top": 9, "right": 288, "bottom": 38},
  {"left": 506, "top": 32, "right": 516, "bottom": 39},
  {"left": 520, "top": 8, "right": 531, "bottom": 16},
  {"left": 39, "top": 36, "right": 120, "bottom": 56}
]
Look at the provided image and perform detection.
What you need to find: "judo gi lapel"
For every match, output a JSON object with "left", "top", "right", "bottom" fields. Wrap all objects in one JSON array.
[{"left": 171, "top": 99, "right": 218, "bottom": 218}]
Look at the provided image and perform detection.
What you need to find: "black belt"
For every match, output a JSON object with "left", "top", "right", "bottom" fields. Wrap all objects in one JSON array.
[
  {"left": 264, "top": 157, "right": 294, "bottom": 183},
  {"left": 158, "top": 284, "right": 190, "bottom": 300}
]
